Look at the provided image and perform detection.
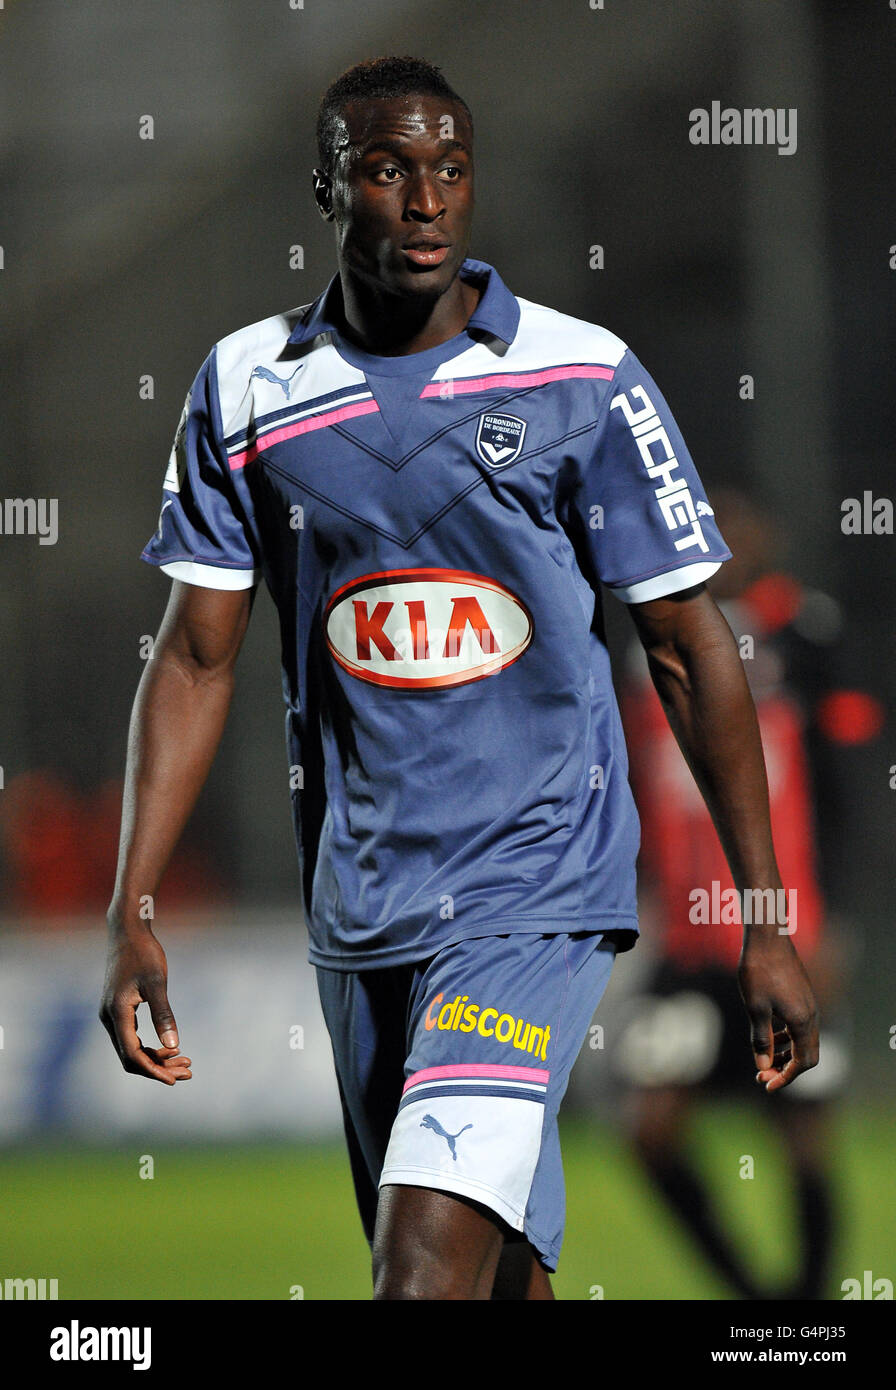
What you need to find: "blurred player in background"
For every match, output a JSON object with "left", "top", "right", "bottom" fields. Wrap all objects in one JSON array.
[{"left": 618, "top": 487, "right": 884, "bottom": 1299}]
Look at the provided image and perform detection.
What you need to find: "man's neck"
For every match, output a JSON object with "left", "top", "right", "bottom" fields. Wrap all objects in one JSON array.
[{"left": 335, "top": 268, "right": 482, "bottom": 357}]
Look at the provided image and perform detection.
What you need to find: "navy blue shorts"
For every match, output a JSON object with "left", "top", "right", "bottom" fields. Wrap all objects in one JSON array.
[{"left": 315, "top": 930, "right": 617, "bottom": 1272}]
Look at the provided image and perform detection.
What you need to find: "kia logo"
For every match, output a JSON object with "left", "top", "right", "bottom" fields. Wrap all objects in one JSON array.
[{"left": 324, "top": 568, "right": 533, "bottom": 689}]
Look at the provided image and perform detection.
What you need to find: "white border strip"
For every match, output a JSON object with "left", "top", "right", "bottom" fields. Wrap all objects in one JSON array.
[
  {"left": 613, "top": 559, "right": 723, "bottom": 604},
  {"left": 159, "top": 560, "right": 259, "bottom": 590}
]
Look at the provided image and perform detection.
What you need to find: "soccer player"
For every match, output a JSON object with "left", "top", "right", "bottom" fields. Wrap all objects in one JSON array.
[{"left": 100, "top": 56, "right": 819, "bottom": 1300}]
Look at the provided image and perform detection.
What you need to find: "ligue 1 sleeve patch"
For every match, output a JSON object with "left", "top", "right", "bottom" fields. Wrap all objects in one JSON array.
[{"left": 378, "top": 1066, "right": 549, "bottom": 1232}]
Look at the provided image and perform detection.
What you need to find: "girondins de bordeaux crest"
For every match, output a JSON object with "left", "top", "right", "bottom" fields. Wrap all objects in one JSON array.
[{"left": 475, "top": 413, "right": 527, "bottom": 469}]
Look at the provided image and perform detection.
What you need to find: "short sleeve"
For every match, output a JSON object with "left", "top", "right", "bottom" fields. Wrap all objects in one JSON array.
[
  {"left": 571, "top": 349, "right": 731, "bottom": 603},
  {"left": 140, "top": 349, "right": 261, "bottom": 590}
]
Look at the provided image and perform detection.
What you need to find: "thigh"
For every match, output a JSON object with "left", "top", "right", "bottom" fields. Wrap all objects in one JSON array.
[
  {"left": 372, "top": 1186, "right": 556, "bottom": 1299},
  {"left": 372, "top": 1184, "right": 507, "bottom": 1300}
]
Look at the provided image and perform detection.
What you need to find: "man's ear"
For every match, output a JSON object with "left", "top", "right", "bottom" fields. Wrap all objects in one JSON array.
[{"left": 312, "top": 168, "right": 334, "bottom": 221}]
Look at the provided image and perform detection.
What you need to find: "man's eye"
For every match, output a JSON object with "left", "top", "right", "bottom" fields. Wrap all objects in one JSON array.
[
  {"left": 440, "top": 166, "right": 462, "bottom": 180},
  {"left": 375, "top": 167, "right": 403, "bottom": 182}
]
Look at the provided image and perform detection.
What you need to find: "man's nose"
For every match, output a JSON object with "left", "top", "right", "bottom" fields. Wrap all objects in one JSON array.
[{"left": 405, "top": 172, "right": 446, "bottom": 220}]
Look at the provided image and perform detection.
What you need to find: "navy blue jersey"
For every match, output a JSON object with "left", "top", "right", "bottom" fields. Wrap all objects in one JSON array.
[{"left": 141, "top": 259, "right": 731, "bottom": 968}]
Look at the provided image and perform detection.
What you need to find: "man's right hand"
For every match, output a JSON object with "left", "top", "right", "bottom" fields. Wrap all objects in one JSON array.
[{"left": 99, "top": 925, "right": 192, "bottom": 1084}]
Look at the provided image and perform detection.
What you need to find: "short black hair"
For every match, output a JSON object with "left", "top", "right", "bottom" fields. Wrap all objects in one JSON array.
[{"left": 316, "top": 55, "right": 473, "bottom": 177}]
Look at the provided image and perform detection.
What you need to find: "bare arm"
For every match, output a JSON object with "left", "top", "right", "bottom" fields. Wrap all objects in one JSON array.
[
  {"left": 627, "top": 584, "right": 819, "bottom": 1091},
  {"left": 100, "top": 579, "right": 256, "bottom": 1084}
]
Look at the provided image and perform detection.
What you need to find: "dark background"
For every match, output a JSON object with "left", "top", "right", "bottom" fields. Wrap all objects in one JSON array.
[{"left": 0, "top": 0, "right": 893, "bottom": 1079}]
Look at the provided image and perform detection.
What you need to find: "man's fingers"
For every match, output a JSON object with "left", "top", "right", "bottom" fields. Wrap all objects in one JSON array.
[
  {"left": 100, "top": 992, "right": 141, "bottom": 1061},
  {"left": 771, "top": 1025, "right": 792, "bottom": 1065},
  {"left": 150, "top": 1046, "right": 193, "bottom": 1069},
  {"left": 126, "top": 1035, "right": 193, "bottom": 1083},
  {"left": 761, "top": 1054, "right": 803, "bottom": 1093},
  {"left": 143, "top": 977, "right": 179, "bottom": 1051},
  {"left": 144, "top": 1044, "right": 193, "bottom": 1079},
  {"left": 757, "top": 1016, "right": 819, "bottom": 1092},
  {"left": 748, "top": 1007, "right": 773, "bottom": 1071},
  {"left": 105, "top": 995, "right": 190, "bottom": 1083},
  {"left": 781, "top": 1008, "right": 819, "bottom": 1076}
]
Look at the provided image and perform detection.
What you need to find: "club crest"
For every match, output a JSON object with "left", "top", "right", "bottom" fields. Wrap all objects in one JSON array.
[{"left": 475, "top": 413, "right": 527, "bottom": 469}]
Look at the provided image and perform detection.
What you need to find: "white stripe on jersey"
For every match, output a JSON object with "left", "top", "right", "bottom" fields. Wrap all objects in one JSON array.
[
  {"left": 614, "top": 559, "right": 723, "bottom": 604},
  {"left": 159, "top": 559, "right": 259, "bottom": 590},
  {"left": 211, "top": 298, "right": 630, "bottom": 450}
]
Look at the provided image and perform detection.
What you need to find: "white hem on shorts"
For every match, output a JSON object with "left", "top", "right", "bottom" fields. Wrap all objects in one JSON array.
[{"left": 378, "top": 1164, "right": 527, "bottom": 1234}]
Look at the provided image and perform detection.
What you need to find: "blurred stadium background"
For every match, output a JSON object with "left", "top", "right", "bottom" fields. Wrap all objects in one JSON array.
[{"left": 0, "top": 0, "right": 893, "bottom": 1300}]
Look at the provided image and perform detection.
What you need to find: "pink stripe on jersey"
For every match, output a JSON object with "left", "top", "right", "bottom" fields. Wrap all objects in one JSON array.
[
  {"left": 419, "top": 364, "right": 616, "bottom": 397},
  {"left": 228, "top": 398, "right": 379, "bottom": 471},
  {"left": 227, "top": 363, "right": 616, "bottom": 469},
  {"left": 403, "top": 1063, "right": 550, "bottom": 1095}
]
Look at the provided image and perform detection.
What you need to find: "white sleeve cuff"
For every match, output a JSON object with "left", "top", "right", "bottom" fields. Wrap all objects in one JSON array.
[
  {"left": 611, "top": 560, "right": 723, "bottom": 604},
  {"left": 159, "top": 559, "right": 259, "bottom": 590}
]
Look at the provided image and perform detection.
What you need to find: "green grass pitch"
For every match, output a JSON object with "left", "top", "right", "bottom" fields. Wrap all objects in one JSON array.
[{"left": 1, "top": 1106, "right": 891, "bottom": 1300}]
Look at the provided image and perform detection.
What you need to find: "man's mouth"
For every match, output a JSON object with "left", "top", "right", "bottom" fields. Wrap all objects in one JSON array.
[{"left": 402, "top": 241, "right": 450, "bottom": 268}]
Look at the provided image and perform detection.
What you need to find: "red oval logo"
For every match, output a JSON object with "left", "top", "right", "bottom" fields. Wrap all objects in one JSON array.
[{"left": 324, "top": 567, "right": 533, "bottom": 689}]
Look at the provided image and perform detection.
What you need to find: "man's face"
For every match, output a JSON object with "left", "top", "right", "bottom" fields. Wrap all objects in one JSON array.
[{"left": 317, "top": 92, "right": 474, "bottom": 299}]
